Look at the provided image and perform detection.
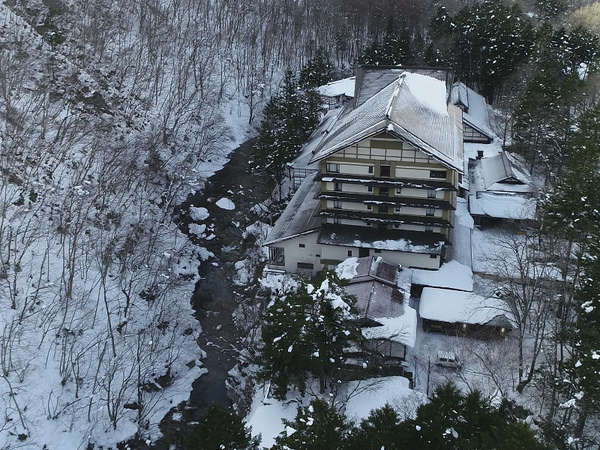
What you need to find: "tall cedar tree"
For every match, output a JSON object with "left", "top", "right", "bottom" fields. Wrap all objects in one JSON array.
[
  {"left": 359, "top": 18, "right": 412, "bottom": 66},
  {"left": 430, "top": 1, "right": 535, "bottom": 103},
  {"left": 511, "top": 25, "right": 599, "bottom": 178},
  {"left": 255, "top": 70, "right": 320, "bottom": 192},
  {"left": 272, "top": 399, "right": 351, "bottom": 450},
  {"left": 299, "top": 47, "right": 334, "bottom": 89},
  {"left": 183, "top": 403, "right": 260, "bottom": 450},
  {"left": 542, "top": 105, "right": 600, "bottom": 440},
  {"left": 259, "top": 272, "right": 361, "bottom": 399}
]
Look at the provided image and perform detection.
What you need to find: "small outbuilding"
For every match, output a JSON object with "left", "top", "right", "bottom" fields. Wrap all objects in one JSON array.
[{"left": 419, "top": 287, "right": 513, "bottom": 338}]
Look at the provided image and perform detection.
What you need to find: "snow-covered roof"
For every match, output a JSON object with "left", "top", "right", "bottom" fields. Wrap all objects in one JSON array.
[
  {"left": 419, "top": 287, "right": 513, "bottom": 328},
  {"left": 479, "top": 152, "right": 530, "bottom": 190},
  {"left": 264, "top": 174, "right": 321, "bottom": 245},
  {"left": 361, "top": 307, "right": 418, "bottom": 347},
  {"left": 310, "top": 71, "right": 464, "bottom": 173},
  {"left": 411, "top": 260, "right": 473, "bottom": 291},
  {"left": 451, "top": 82, "right": 495, "bottom": 140},
  {"left": 336, "top": 257, "right": 416, "bottom": 346},
  {"left": 318, "top": 224, "right": 446, "bottom": 255},
  {"left": 317, "top": 77, "right": 355, "bottom": 98},
  {"left": 468, "top": 192, "right": 537, "bottom": 220}
]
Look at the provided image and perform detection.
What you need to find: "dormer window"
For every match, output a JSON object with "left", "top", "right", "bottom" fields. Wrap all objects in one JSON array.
[{"left": 326, "top": 163, "right": 340, "bottom": 173}]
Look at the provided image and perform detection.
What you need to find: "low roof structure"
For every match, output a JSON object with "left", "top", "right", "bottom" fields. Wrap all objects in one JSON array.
[
  {"left": 451, "top": 82, "right": 495, "bottom": 141},
  {"left": 468, "top": 151, "right": 537, "bottom": 221},
  {"left": 310, "top": 71, "right": 464, "bottom": 173},
  {"left": 419, "top": 287, "right": 513, "bottom": 329},
  {"left": 317, "top": 76, "right": 356, "bottom": 99},
  {"left": 411, "top": 260, "right": 474, "bottom": 292},
  {"left": 336, "top": 256, "right": 416, "bottom": 347},
  {"left": 318, "top": 224, "right": 446, "bottom": 255},
  {"left": 264, "top": 173, "right": 321, "bottom": 245}
]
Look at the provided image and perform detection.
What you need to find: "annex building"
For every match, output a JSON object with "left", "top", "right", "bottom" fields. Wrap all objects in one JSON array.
[{"left": 265, "top": 67, "right": 464, "bottom": 275}]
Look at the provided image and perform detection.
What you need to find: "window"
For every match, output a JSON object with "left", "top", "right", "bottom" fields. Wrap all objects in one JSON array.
[
  {"left": 316, "top": 254, "right": 320, "bottom": 258},
  {"left": 367, "top": 186, "right": 373, "bottom": 192},
  {"left": 395, "top": 207, "right": 402, "bottom": 213},
  {"left": 374, "top": 249, "right": 382, "bottom": 254},
  {"left": 379, "top": 187, "right": 389, "bottom": 197},
  {"left": 426, "top": 207, "right": 435, "bottom": 217},
  {"left": 427, "top": 190, "right": 436, "bottom": 199},
  {"left": 380, "top": 165, "right": 391, "bottom": 177},
  {"left": 380, "top": 205, "right": 389, "bottom": 214},
  {"left": 334, "top": 182, "right": 342, "bottom": 192},
  {"left": 269, "top": 247, "right": 285, "bottom": 266},
  {"left": 396, "top": 187, "right": 402, "bottom": 195},
  {"left": 430, "top": 170, "right": 447, "bottom": 179},
  {"left": 425, "top": 226, "right": 434, "bottom": 232},
  {"left": 334, "top": 200, "right": 342, "bottom": 209},
  {"left": 368, "top": 166, "right": 374, "bottom": 174},
  {"left": 326, "top": 163, "right": 340, "bottom": 173},
  {"left": 367, "top": 204, "right": 373, "bottom": 210},
  {"left": 429, "top": 254, "right": 437, "bottom": 259},
  {"left": 334, "top": 217, "right": 341, "bottom": 224},
  {"left": 297, "top": 262, "right": 314, "bottom": 269},
  {"left": 347, "top": 250, "right": 353, "bottom": 257},
  {"left": 299, "top": 243, "right": 305, "bottom": 248},
  {"left": 394, "top": 224, "right": 401, "bottom": 229},
  {"left": 458, "top": 173, "right": 463, "bottom": 184}
]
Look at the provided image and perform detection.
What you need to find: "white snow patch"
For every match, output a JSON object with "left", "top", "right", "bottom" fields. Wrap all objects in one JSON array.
[
  {"left": 412, "top": 260, "right": 473, "bottom": 292},
  {"left": 216, "top": 197, "right": 236, "bottom": 210},
  {"left": 404, "top": 72, "right": 448, "bottom": 117},
  {"left": 361, "top": 306, "right": 418, "bottom": 347},
  {"left": 188, "top": 223, "right": 207, "bottom": 237},
  {"left": 189, "top": 206, "right": 209, "bottom": 221},
  {"left": 344, "top": 376, "right": 427, "bottom": 422},
  {"left": 335, "top": 257, "right": 359, "bottom": 280}
]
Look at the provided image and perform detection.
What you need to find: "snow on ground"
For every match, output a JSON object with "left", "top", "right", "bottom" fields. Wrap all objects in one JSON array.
[
  {"left": 189, "top": 206, "right": 210, "bottom": 221},
  {"left": 246, "top": 389, "right": 299, "bottom": 448},
  {"left": 259, "top": 270, "right": 301, "bottom": 296},
  {"left": 216, "top": 197, "right": 236, "bottom": 210},
  {"left": 471, "top": 227, "right": 522, "bottom": 275},
  {"left": 412, "top": 260, "right": 473, "bottom": 291},
  {"left": 188, "top": 222, "right": 207, "bottom": 237},
  {"left": 343, "top": 376, "right": 426, "bottom": 422},
  {"left": 335, "top": 257, "right": 359, "bottom": 280},
  {"left": 233, "top": 258, "right": 253, "bottom": 285}
]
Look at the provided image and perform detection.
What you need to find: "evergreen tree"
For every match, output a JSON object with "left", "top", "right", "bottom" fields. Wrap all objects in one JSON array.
[
  {"left": 272, "top": 399, "right": 350, "bottom": 450},
  {"left": 344, "top": 404, "right": 402, "bottom": 450},
  {"left": 511, "top": 25, "right": 599, "bottom": 178},
  {"left": 254, "top": 70, "right": 321, "bottom": 194},
  {"left": 396, "top": 383, "right": 547, "bottom": 449},
  {"left": 358, "top": 40, "right": 382, "bottom": 65},
  {"left": 259, "top": 272, "right": 362, "bottom": 399},
  {"left": 183, "top": 403, "right": 260, "bottom": 450},
  {"left": 429, "top": 1, "right": 535, "bottom": 102},
  {"left": 299, "top": 47, "right": 334, "bottom": 89},
  {"left": 542, "top": 105, "right": 600, "bottom": 440}
]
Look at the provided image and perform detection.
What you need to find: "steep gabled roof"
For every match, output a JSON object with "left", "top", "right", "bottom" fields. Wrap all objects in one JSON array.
[
  {"left": 480, "top": 152, "right": 529, "bottom": 189},
  {"left": 451, "top": 82, "right": 495, "bottom": 140},
  {"left": 310, "top": 72, "right": 464, "bottom": 172}
]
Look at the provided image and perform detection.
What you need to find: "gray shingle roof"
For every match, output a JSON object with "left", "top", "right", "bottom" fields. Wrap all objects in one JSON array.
[
  {"left": 264, "top": 174, "right": 321, "bottom": 245},
  {"left": 451, "top": 82, "right": 495, "bottom": 140},
  {"left": 310, "top": 72, "right": 464, "bottom": 172}
]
